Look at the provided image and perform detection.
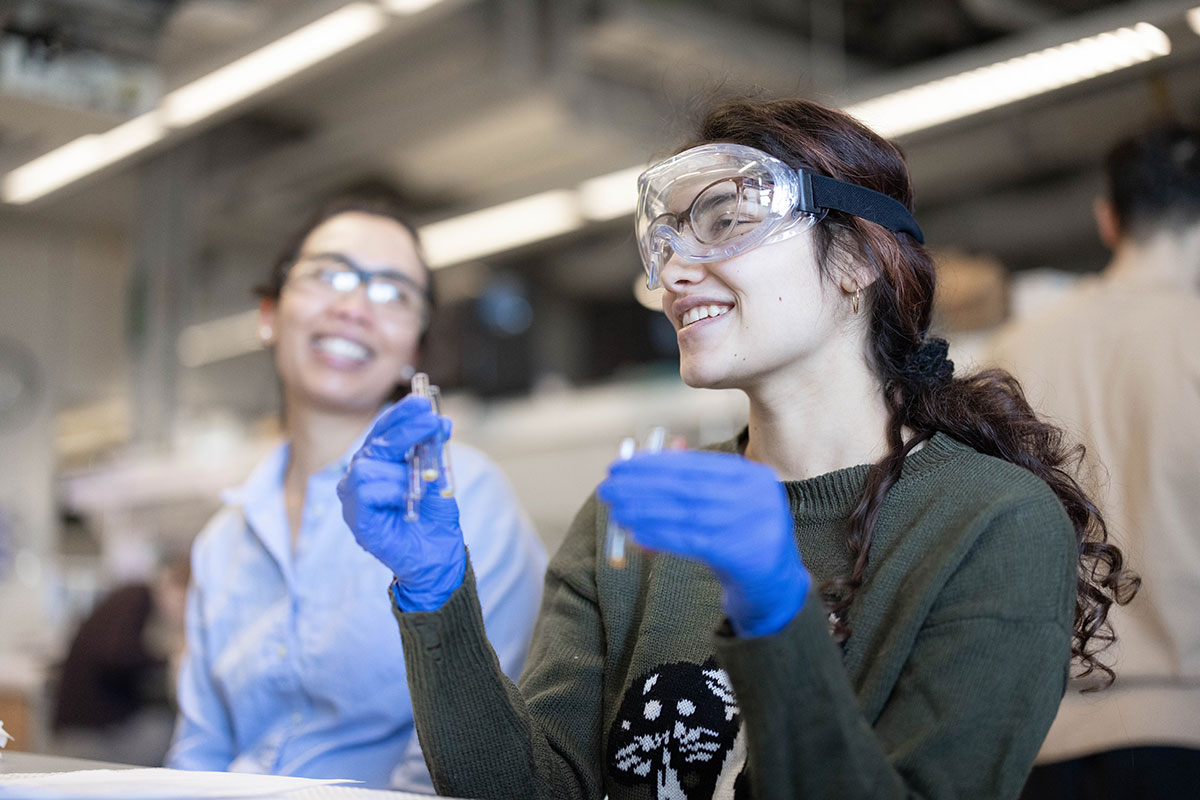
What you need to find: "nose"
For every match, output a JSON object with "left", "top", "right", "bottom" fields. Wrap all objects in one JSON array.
[
  {"left": 329, "top": 282, "right": 373, "bottom": 325},
  {"left": 658, "top": 253, "right": 707, "bottom": 291}
]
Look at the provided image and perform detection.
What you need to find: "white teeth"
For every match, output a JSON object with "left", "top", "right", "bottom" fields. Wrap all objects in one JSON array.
[
  {"left": 314, "top": 336, "right": 370, "bottom": 362},
  {"left": 681, "top": 304, "right": 730, "bottom": 328}
]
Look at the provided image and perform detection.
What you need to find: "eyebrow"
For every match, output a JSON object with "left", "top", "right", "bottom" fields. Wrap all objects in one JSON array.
[{"left": 691, "top": 187, "right": 739, "bottom": 214}]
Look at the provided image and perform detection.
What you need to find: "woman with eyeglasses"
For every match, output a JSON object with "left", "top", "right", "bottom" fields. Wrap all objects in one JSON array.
[
  {"left": 165, "top": 197, "right": 547, "bottom": 791},
  {"left": 339, "top": 100, "right": 1137, "bottom": 799}
]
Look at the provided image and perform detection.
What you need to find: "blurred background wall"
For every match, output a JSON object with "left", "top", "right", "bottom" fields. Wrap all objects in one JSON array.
[{"left": 0, "top": 0, "right": 1198, "bottom": 755}]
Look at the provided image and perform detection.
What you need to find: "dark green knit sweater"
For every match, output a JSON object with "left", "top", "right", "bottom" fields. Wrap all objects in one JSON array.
[{"left": 396, "top": 433, "right": 1076, "bottom": 799}]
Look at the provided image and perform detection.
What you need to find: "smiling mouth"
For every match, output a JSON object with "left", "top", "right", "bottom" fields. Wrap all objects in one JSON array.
[
  {"left": 312, "top": 335, "right": 373, "bottom": 363},
  {"left": 680, "top": 304, "right": 731, "bottom": 328}
]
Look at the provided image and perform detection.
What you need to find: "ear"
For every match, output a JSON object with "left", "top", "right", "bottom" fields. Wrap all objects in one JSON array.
[
  {"left": 258, "top": 297, "right": 277, "bottom": 345},
  {"left": 1094, "top": 196, "right": 1122, "bottom": 251},
  {"left": 837, "top": 261, "right": 879, "bottom": 296}
]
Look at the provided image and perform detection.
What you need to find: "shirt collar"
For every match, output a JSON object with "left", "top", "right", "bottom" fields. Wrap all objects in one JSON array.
[
  {"left": 221, "top": 402, "right": 396, "bottom": 507},
  {"left": 221, "top": 440, "right": 288, "bottom": 508},
  {"left": 328, "top": 402, "right": 394, "bottom": 474}
]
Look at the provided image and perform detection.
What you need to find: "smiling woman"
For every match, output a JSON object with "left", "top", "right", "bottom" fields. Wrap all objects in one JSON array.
[
  {"left": 163, "top": 196, "right": 548, "bottom": 791},
  {"left": 259, "top": 207, "right": 429, "bottom": 419},
  {"left": 337, "top": 98, "right": 1138, "bottom": 800}
]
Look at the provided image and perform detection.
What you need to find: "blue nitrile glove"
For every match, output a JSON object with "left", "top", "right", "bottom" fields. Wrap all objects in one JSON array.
[
  {"left": 597, "top": 449, "right": 810, "bottom": 637},
  {"left": 337, "top": 394, "right": 465, "bottom": 612}
]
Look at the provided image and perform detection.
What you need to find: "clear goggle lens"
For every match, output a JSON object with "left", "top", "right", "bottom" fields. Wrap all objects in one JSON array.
[
  {"left": 636, "top": 150, "right": 820, "bottom": 290},
  {"left": 687, "top": 177, "right": 772, "bottom": 244}
]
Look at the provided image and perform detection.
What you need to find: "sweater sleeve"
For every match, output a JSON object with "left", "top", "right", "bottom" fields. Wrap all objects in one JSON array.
[
  {"left": 713, "top": 492, "right": 1076, "bottom": 800},
  {"left": 396, "top": 495, "right": 607, "bottom": 800},
  {"left": 452, "top": 443, "right": 548, "bottom": 684}
]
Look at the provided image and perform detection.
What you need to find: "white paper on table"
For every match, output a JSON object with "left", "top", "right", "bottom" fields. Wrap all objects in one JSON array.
[
  {"left": 278, "top": 786, "right": 456, "bottom": 800},
  {"left": 0, "top": 720, "right": 12, "bottom": 756},
  {"left": 0, "top": 767, "right": 353, "bottom": 799}
]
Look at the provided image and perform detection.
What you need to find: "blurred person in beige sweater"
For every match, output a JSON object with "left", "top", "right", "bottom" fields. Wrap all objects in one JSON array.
[{"left": 987, "top": 122, "right": 1200, "bottom": 799}]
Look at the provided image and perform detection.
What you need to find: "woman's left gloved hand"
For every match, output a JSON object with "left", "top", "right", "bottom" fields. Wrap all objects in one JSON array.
[{"left": 597, "top": 449, "right": 810, "bottom": 637}]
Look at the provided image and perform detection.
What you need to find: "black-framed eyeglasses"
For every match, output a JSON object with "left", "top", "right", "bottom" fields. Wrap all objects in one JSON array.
[{"left": 286, "top": 252, "right": 429, "bottom": 325}]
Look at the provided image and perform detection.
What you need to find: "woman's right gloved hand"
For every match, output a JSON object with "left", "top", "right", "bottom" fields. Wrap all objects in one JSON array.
[
  {"left": 337, "top": 394, "right": 466, "bottom": 612},
  {"left": 598, "top": 449, "right": 809, "bottom": 637}
]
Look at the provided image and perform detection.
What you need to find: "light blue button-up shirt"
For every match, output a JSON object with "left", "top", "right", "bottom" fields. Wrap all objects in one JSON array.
[{"left": 166, "top": 431, "right": 547, "bottom": 791}]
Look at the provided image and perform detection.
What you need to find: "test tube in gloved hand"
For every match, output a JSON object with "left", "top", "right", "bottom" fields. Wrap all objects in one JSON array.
[
  {"left": 605, "top": 426, "right": 667, "bottom": 568},
  {"left": 404, "top": 372, "right": 456, "bottom": 521},
  {"left": 428, "top": 386, "right": 455, "bottom": 498}
]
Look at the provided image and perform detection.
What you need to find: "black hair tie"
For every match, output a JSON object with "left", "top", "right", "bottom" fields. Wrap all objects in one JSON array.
[{"left": 900, "top": 337, "right": 954, "bottom": 390}]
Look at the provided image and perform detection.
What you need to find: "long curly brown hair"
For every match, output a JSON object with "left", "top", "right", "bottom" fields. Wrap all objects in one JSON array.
[{"left": 697, "top": 97, "right": 1139, "bottom": 687}]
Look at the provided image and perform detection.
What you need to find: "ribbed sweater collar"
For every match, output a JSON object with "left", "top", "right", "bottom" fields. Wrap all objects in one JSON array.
[{"left": 712, "top": 431, "right": 966, "bottom": 522}]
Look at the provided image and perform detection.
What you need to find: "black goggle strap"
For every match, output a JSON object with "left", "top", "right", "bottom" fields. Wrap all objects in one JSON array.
[{"left": 798, "top": 170, "right": 925, "bottom": 244}]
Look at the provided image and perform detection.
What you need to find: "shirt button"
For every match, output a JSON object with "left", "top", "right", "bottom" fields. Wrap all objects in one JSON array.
[
  {"left": 277, "top": 644, "right": 287, "bottom": 658},
  {"left": 292, "top": 712, "right": 302, "bottom": 724}
]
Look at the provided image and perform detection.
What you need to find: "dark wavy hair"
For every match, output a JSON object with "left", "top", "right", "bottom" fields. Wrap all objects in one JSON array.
[{"left": 696, "top": 98, "right": 1139, "bottom": 688}]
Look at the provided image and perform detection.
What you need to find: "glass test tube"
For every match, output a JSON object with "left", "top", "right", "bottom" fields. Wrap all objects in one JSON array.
[
  {"left": 404, "top": 373, "right": 457, "bottom": 521},
  {"left": 604, "top": 437, "right": 637, "bottom": 569},
  {"left": 414, "top": 377, "right": 440, "bottom": 484},
  {"left": 605, "top": 426, "right": 667, "bottom": 569},
  {"left": 428, "top": 386, "right": 455, "bottom": 498},
  {"left": 643, "top": 426, "right": 667, "bottom": 457},
  {"left": 404, "top": 373, "right": 431, "bottom": 521}
]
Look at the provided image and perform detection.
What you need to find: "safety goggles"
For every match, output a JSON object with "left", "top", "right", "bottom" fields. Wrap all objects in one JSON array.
[{"left": 635, "top": 143, "right": 924, "bottom": 289}]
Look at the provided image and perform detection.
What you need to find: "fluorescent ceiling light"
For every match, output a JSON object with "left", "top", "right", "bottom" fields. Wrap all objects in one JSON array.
[
  {"left": 419, "top": 190, "right": 583, "bottom": 268},
  {"left": 3, "top": 113, "right": 166, "bottom": 204},
  {"left": 3, "top": 2, "right": 391, "bottom": 204},
  {"left": 847, "top": 22, "right": 1170, "bottom": 138},
  {"left": 1188, "top": 7, "right": 1200, "bottom": 35},
  {"left": 418, "top": 162, "right": 651, "bottom": 269},
  {"left": 380, "top": 0, "right": 446, "bottom": 14},
  {"left": 578, "top": 165, "right": 646, "bottom": 221},
  {"left": 163, "top": 3, "right": 387, "bottom": 128},
  {"left": 418, "top": 21, "right": 1176, "bottom": 269}
]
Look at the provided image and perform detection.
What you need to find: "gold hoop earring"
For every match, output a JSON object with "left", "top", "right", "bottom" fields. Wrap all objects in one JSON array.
[{"left": 851, "top": 288, "right": 861, "bottom": 315}]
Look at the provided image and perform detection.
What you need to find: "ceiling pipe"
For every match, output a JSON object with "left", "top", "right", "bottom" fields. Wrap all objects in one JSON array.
[{"left": 959, "top": 0, "right": 1055, "bottom": 31}]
